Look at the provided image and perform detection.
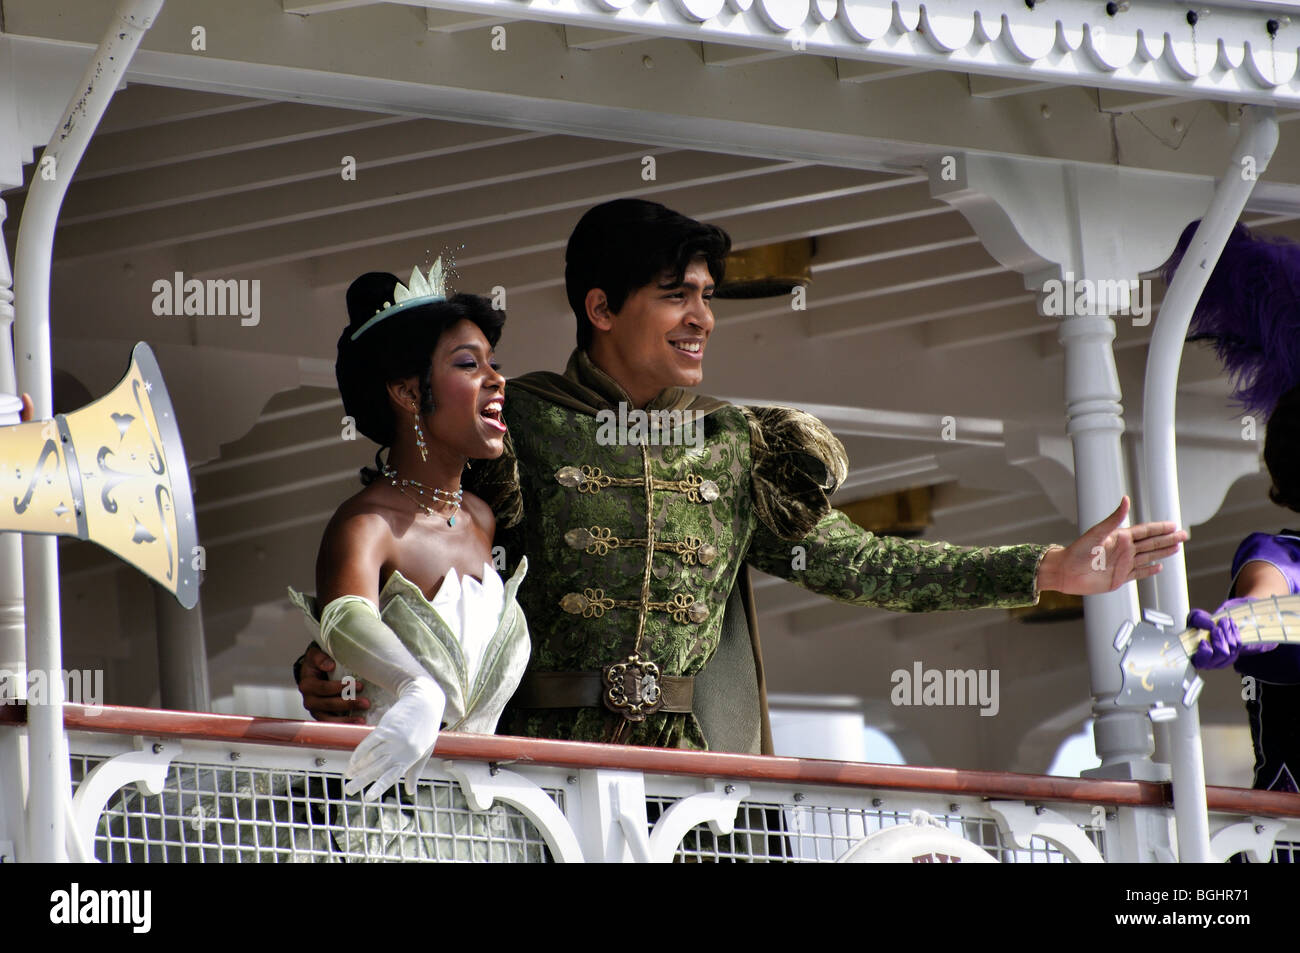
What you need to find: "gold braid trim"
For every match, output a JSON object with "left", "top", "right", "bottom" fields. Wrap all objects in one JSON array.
[
  {"left": 563, "top": 526, "right": 719, "bottom": 565},
  {"left": 555, "top": 466, "right": 719, "bottom": 502},
  {"left": 559, "top": 589, "right": 710, "bottom": 624}
]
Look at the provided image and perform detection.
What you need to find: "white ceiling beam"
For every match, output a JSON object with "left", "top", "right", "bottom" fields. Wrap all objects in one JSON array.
[
  {"left": 195, "top": 433, "right": 346, "bottom": 478},
  {"left": 424, "top": 7, "right": 509, "bottom": 32},
  {"left": 726, "top": 269, "right": 1003, "bottom": 333},
  {"left": 713, "top": 398, "right": 1004, "bottom": 445},
  {"left": 196, "top": 466, "right": 360, "bottom": 515},
  {"left": 793, "top": 243, "right": 1012, "bottom": 329},
  {"left": 922, "top": 299, "right": 1045, "bottom": 351},
  {"left": 806, "top": 271, "right": 1033, "bottom": 340},
  {"left": 919, "top": 493, "right": 1065, "bottom": 545},
  {"left": 810, "top": 212, "right": 981, "bottom": 271},
  {"left": 281, "top": 0, "right": 379, "bottom": 13},
  {"left": 835, "top": 454, "right": 947, "bottom": 499},
  {"left": 75, "top": 104, "right": 407, "bottom": 180},
  {"left": 834, "top": 59, "right": 924, "bottom": 84},
  {"left": 198, "top": 507, "right": 341, "bottom": 551},
  {"left": 255, "top": 394, "right": 342, "bottom": 424},
  {"left": 95, "top": 86, "right": 264, "bottom": 136},
  {"left": 702, "top": 42, "right": 800, "bottom": 68},
  {"left": 562, "top": 26, "right": 649, "bottom": 50},
  {"left": 967, "top": 74, "right": 1061, "bottom": 100},
  {"left": 1095, "top": 88, "right": 1191, "bottom": 114}
]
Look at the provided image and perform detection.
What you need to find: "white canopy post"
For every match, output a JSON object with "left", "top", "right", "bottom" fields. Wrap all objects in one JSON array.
[
  {"left": 1141, "top": 106, "right": 1279, "bottom": 865},
  {"left": 0, "top": 194, "right": 29, "bottom": 863},
  {"left": 12, "top": 0, "right": 165, "bottom": 863},
  {"left": 931, "top": 154, "right": 1216, "bottom": 861}
]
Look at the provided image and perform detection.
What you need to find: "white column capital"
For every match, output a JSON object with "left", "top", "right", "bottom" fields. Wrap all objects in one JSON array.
[{"left": 929, "top": 152, "right": 1215, "bottom": 287}]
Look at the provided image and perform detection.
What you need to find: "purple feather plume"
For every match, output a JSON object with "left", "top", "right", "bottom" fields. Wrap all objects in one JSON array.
[{"left": 1164, "top": 220, "right": 1300, "bottom": 418}]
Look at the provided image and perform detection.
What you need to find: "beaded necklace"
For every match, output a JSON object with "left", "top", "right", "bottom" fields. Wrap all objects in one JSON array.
[{"left": 383, "top": 465, "right": 462, "bottom": 527}]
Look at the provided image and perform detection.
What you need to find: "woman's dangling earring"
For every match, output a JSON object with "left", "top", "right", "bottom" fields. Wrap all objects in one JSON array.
[{"left": 412, "top": 402, "right": 428, "bottom": 463}]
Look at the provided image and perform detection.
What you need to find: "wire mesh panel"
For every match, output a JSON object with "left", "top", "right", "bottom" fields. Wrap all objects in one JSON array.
[
  {"left": 645, "top": 794, "right": 1104, "bottom": 863},
  {"left": 70, "top": 753, "right": 557, "bottom": 863}
]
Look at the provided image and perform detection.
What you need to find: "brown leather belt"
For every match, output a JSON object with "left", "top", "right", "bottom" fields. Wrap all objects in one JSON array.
[{"left": 513, "top": 670, "right": 695, "bottom": 714}]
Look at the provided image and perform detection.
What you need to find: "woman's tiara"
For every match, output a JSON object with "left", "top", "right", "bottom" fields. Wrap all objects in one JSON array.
[{"left": 350, "top": 259, "right": 448, "bottom": 341}]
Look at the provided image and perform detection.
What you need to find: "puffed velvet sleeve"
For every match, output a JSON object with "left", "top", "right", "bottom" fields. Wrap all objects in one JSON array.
[{"left": 740, "top": 405, "right": 1049, "bottom": 612}]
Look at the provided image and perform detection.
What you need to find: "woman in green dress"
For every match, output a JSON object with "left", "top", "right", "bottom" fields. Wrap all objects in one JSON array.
[{"left": 293, "top": 265, "right": 531, "bottom": 818}]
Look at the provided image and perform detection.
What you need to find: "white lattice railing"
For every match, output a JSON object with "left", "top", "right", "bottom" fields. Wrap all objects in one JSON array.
[{"left": 3, "top": 703, "right": 1299, "bottom": 863}]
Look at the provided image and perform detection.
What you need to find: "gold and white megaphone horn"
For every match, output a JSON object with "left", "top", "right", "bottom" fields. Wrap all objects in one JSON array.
[{"left": 0, "top": 342, "right": 199, "bottom": 609}]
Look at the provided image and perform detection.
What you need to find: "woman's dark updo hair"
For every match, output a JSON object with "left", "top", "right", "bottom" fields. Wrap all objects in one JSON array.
[
  {"left": 336, "top": 272, "right": 505, "bottom": 468},
  {"left": 1265, "top": 383, "right": 1300, "bottom": 513}
]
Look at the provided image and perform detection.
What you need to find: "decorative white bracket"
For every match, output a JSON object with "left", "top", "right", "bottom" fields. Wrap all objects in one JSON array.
[
  {"left": 611, "top": 782, "right": 654, "bottom": 864},
  {"left": 69, "top": 739, "right": 178, "bottom": 862},
  {"left": 444, "top": 760, "right": 586, "bottom": 863},
  {"left": 1209, "top": 817, "right": 1286, "bottom": 864},
  {"left": 929, "top": 153, "right": 1212, "bottom": 294},
  {"left": 988, "top": 801, "right": 1105, "bottom": 863},
  {"left": 646, "top": 781, "right": 750, "bottom": 863},
  {"left": 836, "top": 809, "right": 999, "bottom": 863}
]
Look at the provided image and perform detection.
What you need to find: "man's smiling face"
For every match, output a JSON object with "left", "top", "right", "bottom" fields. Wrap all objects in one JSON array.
[{"left": 587, "top": 258, "right": 716, "bottom": 408}]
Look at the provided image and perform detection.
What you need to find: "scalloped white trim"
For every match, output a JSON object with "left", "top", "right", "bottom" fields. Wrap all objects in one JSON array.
[{"left": 429, "top": 0, "right": 1300, "bottom": 103}]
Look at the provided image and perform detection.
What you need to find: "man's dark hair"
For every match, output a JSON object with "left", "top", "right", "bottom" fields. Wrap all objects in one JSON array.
[
  {"left": 565, "top": 199, "right": 731, "bottom": 350},
  {"left": 336, "top": 273, "right": 504, "bottom": 460},
  {"left": 1266, "top": 383, "right": 1300, "bottom": 513}
]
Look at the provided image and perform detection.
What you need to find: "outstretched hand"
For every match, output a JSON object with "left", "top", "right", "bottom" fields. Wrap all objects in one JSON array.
[{"left": 1038, "top": 496, "right": 1188, "bottom": 596}]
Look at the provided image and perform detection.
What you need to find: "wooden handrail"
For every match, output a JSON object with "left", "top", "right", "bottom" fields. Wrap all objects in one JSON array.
[{"left": 4, "top": 702, "right": 1299, "bottom": 817}]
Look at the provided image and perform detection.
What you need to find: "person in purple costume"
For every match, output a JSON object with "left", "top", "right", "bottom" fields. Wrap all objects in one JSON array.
[
  {"left": 1189, "top": 386, "right": 1300, "bottom": 793},
  {"left": 1192, "top": 528, "right": 1300, "bottom": 793},
  {"left": 1170, "top": 223, "right": 1300, "bottom": 794}
]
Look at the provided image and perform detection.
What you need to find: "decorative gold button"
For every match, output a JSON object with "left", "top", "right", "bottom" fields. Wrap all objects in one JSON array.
[
  {"left": 565, "top": 528, "right": 592, "bottom": 549},
  {"left": 699, "top": 480, "right": 720, "bottom": 502},
  {"left": 556, "top": 467, "right": 583, "bottom": 488},
  {"left": 560, "top": 592, "right": 588, "bottom": 614},
  {"left": 688, "top": 601, "right": 709, "bottom": 623},
  {"left": 698, "top": 543, "right": 718, "bottom": 566}
]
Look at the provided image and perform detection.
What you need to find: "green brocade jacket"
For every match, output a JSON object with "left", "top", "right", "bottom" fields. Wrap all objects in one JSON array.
[{"left": 465, "top": 350, "right": 1049, "bottom": 754}]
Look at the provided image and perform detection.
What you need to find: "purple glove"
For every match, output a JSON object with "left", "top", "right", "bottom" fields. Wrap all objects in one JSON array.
[{"left": 1188, "top": 597, "right": 1278, "bottom": 670}]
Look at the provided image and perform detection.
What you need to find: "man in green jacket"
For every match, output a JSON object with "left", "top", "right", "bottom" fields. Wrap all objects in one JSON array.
[{"left": 296, "top": 198, "right": 1186, "bottom": 754}]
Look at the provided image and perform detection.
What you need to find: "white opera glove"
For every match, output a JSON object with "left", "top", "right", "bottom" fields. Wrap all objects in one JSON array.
[
  {"left": 318, "top": 595, "right": 448, "bottom": 800},
  {"left": 346, "top": 677, "right": 445, "bottom": 800}
]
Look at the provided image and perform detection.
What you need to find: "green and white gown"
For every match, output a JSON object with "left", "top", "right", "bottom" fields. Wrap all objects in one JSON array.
[
  {"left": 87, "top": 560, "right": 537, "bottom": 863},
  {"left": 285, "top": 558, "right": 537, "bottom": 862}
]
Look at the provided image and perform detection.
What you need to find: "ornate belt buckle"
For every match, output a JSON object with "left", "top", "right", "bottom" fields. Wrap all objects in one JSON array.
[{"left": 602, "top": 654, "right": 663, "bottom": 722}]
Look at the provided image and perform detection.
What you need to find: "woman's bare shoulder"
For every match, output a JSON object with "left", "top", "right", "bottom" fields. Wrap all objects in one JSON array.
[
  {"left": 319, "top": 486, "right": 403, "bottom": 556},
  {"left": 460, "top": 490, "right": 495, "bottom": 538},
  {"left": 316, "top": 486, "right": 405, "bottom": 601}
]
